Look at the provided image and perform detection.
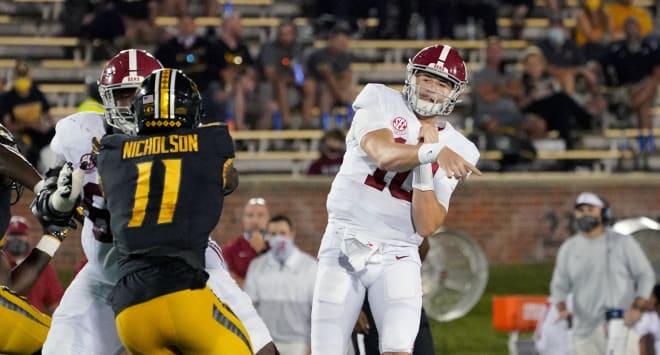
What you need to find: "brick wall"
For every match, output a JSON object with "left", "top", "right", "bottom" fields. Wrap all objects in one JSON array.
[{"left": 11, "top": 174, "right": 660, "bottom": 275}]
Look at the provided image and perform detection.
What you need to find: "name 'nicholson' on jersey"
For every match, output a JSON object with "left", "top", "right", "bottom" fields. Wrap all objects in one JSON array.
[{"left": 122, "top": 134, "right": 199, "bottom": 159}]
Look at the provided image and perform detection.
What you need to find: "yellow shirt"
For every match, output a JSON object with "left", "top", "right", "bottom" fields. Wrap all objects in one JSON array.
[
  {"left": 605, "top": 3, "right": 653, "bottom": 37},
  {"left": 575, "top": 12, "right": 607, "bottom": 46},
  {"left": 76, "top": 98, "right": 104, "bottom": 113}
]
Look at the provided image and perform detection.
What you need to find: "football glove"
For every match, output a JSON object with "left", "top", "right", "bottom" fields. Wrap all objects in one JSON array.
[{"left": 31, "top": 162, "right": 83, "bottom": 240}]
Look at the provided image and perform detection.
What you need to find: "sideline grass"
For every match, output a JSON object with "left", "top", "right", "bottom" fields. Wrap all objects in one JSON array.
[{"left": 431, "top": 263, "right": 555, "bottom": 355}]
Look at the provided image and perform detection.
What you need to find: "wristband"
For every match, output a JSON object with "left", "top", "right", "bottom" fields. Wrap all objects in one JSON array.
[
  {"left": 35, "top": 235, "right": 62, "bottom": 257},
  {"left": 412, "top": 164, "right": 434, "bottom": 191},
  {"left": 417, "top": 143, "right": 445, "bottom": 164}
]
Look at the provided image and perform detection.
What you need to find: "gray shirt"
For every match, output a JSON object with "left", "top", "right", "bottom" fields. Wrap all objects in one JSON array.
[
  {"left": 244, "top": 247, "right": 317, "bottom": 344},
  {"left": 550, "top": 228, "right": 655, "bottom": 337}
]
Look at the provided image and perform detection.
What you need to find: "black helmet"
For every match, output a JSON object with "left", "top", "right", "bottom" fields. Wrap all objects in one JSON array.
[{"left": 132, "top": 68, "right": 202, "bottom": 135}]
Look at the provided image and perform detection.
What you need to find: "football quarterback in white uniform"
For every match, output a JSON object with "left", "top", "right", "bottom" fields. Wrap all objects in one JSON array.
[
  {"left": 44, "top": 49, "right": 275, "bottom": 355},
  {"left": 311, "top": 44, "right": 481, "bottom": 355}
]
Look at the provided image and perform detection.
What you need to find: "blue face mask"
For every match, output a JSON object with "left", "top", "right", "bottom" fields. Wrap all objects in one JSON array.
[
  {"left": 267, "top": 235, "right": 294, "bottom": 263},
  {"left": 548, "top": 28, "right": 566, "bottom": 46}
]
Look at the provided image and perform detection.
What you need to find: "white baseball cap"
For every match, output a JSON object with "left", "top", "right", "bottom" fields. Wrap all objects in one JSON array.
[{"left": 575, "top": 192, "right": 605, "bottom": 208}]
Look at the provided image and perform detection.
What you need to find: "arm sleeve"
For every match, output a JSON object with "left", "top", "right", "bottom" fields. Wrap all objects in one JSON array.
[
  {"left": 350, "top": 108, "right": 390, "bottom": 144},
  {"left": 432, "top": 143, "right": 480, "bottom": 211},
  {"left": 625, "top": 237, "right": 655, "bottom": 298},
  {"left": 550, "top": 242, "right": 572, "bottom": 304}
]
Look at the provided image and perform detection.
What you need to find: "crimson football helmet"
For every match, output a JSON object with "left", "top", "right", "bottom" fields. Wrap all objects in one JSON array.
[
  {"left": 403, "top": 45, "right": 468, "bottom": 117},
  {"left": 98, "top": 49, "right": 163, "bottom": 135}
]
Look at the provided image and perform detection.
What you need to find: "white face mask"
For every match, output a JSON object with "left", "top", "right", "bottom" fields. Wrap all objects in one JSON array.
[
  {"left": 548, "top": 28, "right": 566, "bottom": 46},
  {"left": 267, "top": 235, "right": 294, "bottom": 263}
]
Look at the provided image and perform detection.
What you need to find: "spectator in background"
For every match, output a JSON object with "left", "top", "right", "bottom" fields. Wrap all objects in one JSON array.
[
  {"left": 637, "top": 285, "right": 660, "bottom": 355},
  {"left": 3, "top": 216, "right": 64, "bottom": 315},
  {"left": 605, "top": 0, "right": 653, "bottom": 41},
  {"left": 302, "top": 25, "right": 355, "bottom": 129},
  {"left": 575, "top": 0, "right": 613, "bottom": 62},
  {"left": 599, "top": 16, "right": 660, "bottom": 131},
  {"left": 244, "top": 215, "right": 317, "bottom": 355},
  {"left": 204, "top": 11, "right": 255, "bottom": 125},
  {"left": 536, "top": 16, "right": 592, "bottom": 96},
  {"left": 472, "top": 39, "right": 535, "bottom": 170},
  {"left": 509, "top": 47, "right": 592, "bottom": 149},
  {"left": 79, "top": 0, "right": 126, "bottom": 61},
  {"left": 307, "top": 128, "right": 346, "bottom": 176},
  {"left": 234, "top": 67, "right": 274, "bottom": 130},
  {"left": 258, "top": 21, "right": 304, "bottom": 129},
  {"left": 154, "top": 14, "right": 219, "bottom": 93},
  {"left": 471, "top": 39, "right": 523, "bottom": 137},
  {"left": 222, "top": 197, "right": 270, "bottom": 288},
  {"left": 0, "top": 62, "right": 54, "bottom": 168},
  {"left": 550, "top": 192, "right": 655, "bottom": 355},
  {"left": 115, "top": 0, "right": 155, "bottom": 46},
  {"left": 500, "top": 0, "right": 535, "bottom": 39}
]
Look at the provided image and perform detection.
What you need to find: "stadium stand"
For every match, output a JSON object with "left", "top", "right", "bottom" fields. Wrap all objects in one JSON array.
[{"left": 0, "top": 0, "right": 657, "bottom": 173}]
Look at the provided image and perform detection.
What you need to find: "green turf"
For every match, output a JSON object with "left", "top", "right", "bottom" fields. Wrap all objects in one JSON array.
[{"left": 431, "top": 263, "right": 555, "bottom": 355}]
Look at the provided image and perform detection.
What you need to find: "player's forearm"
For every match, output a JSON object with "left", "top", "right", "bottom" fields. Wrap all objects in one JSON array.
[
  {"left": 0, "top": 144, "right": 41, "bottom": 190},
  {"left": 9, "top": 249, "right": 51, "bottom": 295},
  {"left": 362, "top": 130, "right": 422, "bottom": 172},
  {"left": 411, "top": 191, "right": 445, "bottom": 237}
]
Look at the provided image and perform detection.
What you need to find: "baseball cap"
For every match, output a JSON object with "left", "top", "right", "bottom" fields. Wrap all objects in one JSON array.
[
  {"left": 6, "top": 216, "right": 29, "bottom": 235},
  {"left": 575, "top": 192, "right": 605, "bottom": 208}
]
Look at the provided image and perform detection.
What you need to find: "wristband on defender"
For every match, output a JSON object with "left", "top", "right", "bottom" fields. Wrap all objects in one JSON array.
[
  {"left": 35, "top": 235, "right": 61, "bottom": 257},
  {"left": 417, "top": 143, "right": 445, "bottom": 164},
  {"left": 412, "top": 164, "right": 435, "bottom": 191}
]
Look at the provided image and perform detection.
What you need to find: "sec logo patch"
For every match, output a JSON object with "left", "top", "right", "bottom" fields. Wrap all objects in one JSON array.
[
  {"left": 391, "top": 117, "right": 408, "bottom": 134},
  {"left": 80, "top": 153, "right": 96, "bottom": 172}
]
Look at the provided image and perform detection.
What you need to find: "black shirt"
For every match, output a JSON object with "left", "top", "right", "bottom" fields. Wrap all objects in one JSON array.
[{"left": 599, "top": 37, "right": 660, "bottom": 87}]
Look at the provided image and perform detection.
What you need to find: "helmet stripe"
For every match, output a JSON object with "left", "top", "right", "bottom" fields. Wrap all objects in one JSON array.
[
  {"left": 154, "top": 70, "right": 161, "bottom": 118},
  {"left": 159, "top": 69, "right": 172, "bottom": 119},
  {"left": 438, "top": 45, "right": 451, "bottom": 64},
  {"left": 169, "top": 69, "right": 177, "bottom": 120},
  {"left": 128, "top": 49, "right": 138, "bottom": 74}
]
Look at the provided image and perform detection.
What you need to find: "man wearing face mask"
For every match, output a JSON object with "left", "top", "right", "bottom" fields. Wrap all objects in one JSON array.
[
  {"left": 3, "top": 216, "right": 64, "bottom": 315},
  {"left": 536, "top": 17, "right": 589, "bottom": 96},
  {"left": 550, "top": 192, "right": 655, "bottom": 355},
  {"left": 222, "top": 197, "right": 271, "bottom": 288},
  {"left": 0, "top": 62, "right": 54, "bottom": 167},
  {"left": 244, "top": 215, "right": 317, "bottom": 355}
]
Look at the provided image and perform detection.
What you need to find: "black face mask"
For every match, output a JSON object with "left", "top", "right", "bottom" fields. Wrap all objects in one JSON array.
[
  {"left": 576, "top": 215, "right": 601, "bottom": 233},
  {"left": 5, "top": 239, "right": 29, "bottom": 257}
]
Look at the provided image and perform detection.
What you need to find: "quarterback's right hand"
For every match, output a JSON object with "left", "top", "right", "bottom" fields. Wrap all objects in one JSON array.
[
  {"left": 436, "top": 147, "right": 481, "bottom": 180},
  {"left": 31, "top": 162, "right": 83, "bottom": 237}
]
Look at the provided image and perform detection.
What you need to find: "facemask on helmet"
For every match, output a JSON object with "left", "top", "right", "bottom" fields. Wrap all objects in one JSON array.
[
  {"left": 403, "top": 45, "right": 468, "bottom": 117},
  {"left": 98, "top": 49, "right": 163, "bottom": 135}
]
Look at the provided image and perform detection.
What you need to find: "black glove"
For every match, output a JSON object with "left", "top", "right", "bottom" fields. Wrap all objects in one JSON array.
[{"left": 31, "top": 162, "right": 83, "bottom": 240}]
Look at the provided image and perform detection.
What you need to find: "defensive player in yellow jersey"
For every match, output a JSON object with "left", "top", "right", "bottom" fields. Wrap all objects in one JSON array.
[
  {"left": 0, "top": 123, "right": 80, "bottom": 354},
  {"left": 96, "top": 68, "right": 252, "bottom": 354}
]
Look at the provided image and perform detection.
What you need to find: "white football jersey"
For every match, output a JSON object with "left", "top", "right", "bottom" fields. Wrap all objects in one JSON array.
[
  {"left": 636, "top": 312, "right": 660, "bottom": 355},
  {"left": 326, "top": 84, "right": 479, "bottom": 247},
  {"left": 50, "top": 111, "right": 120, "bottom": 281}
]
